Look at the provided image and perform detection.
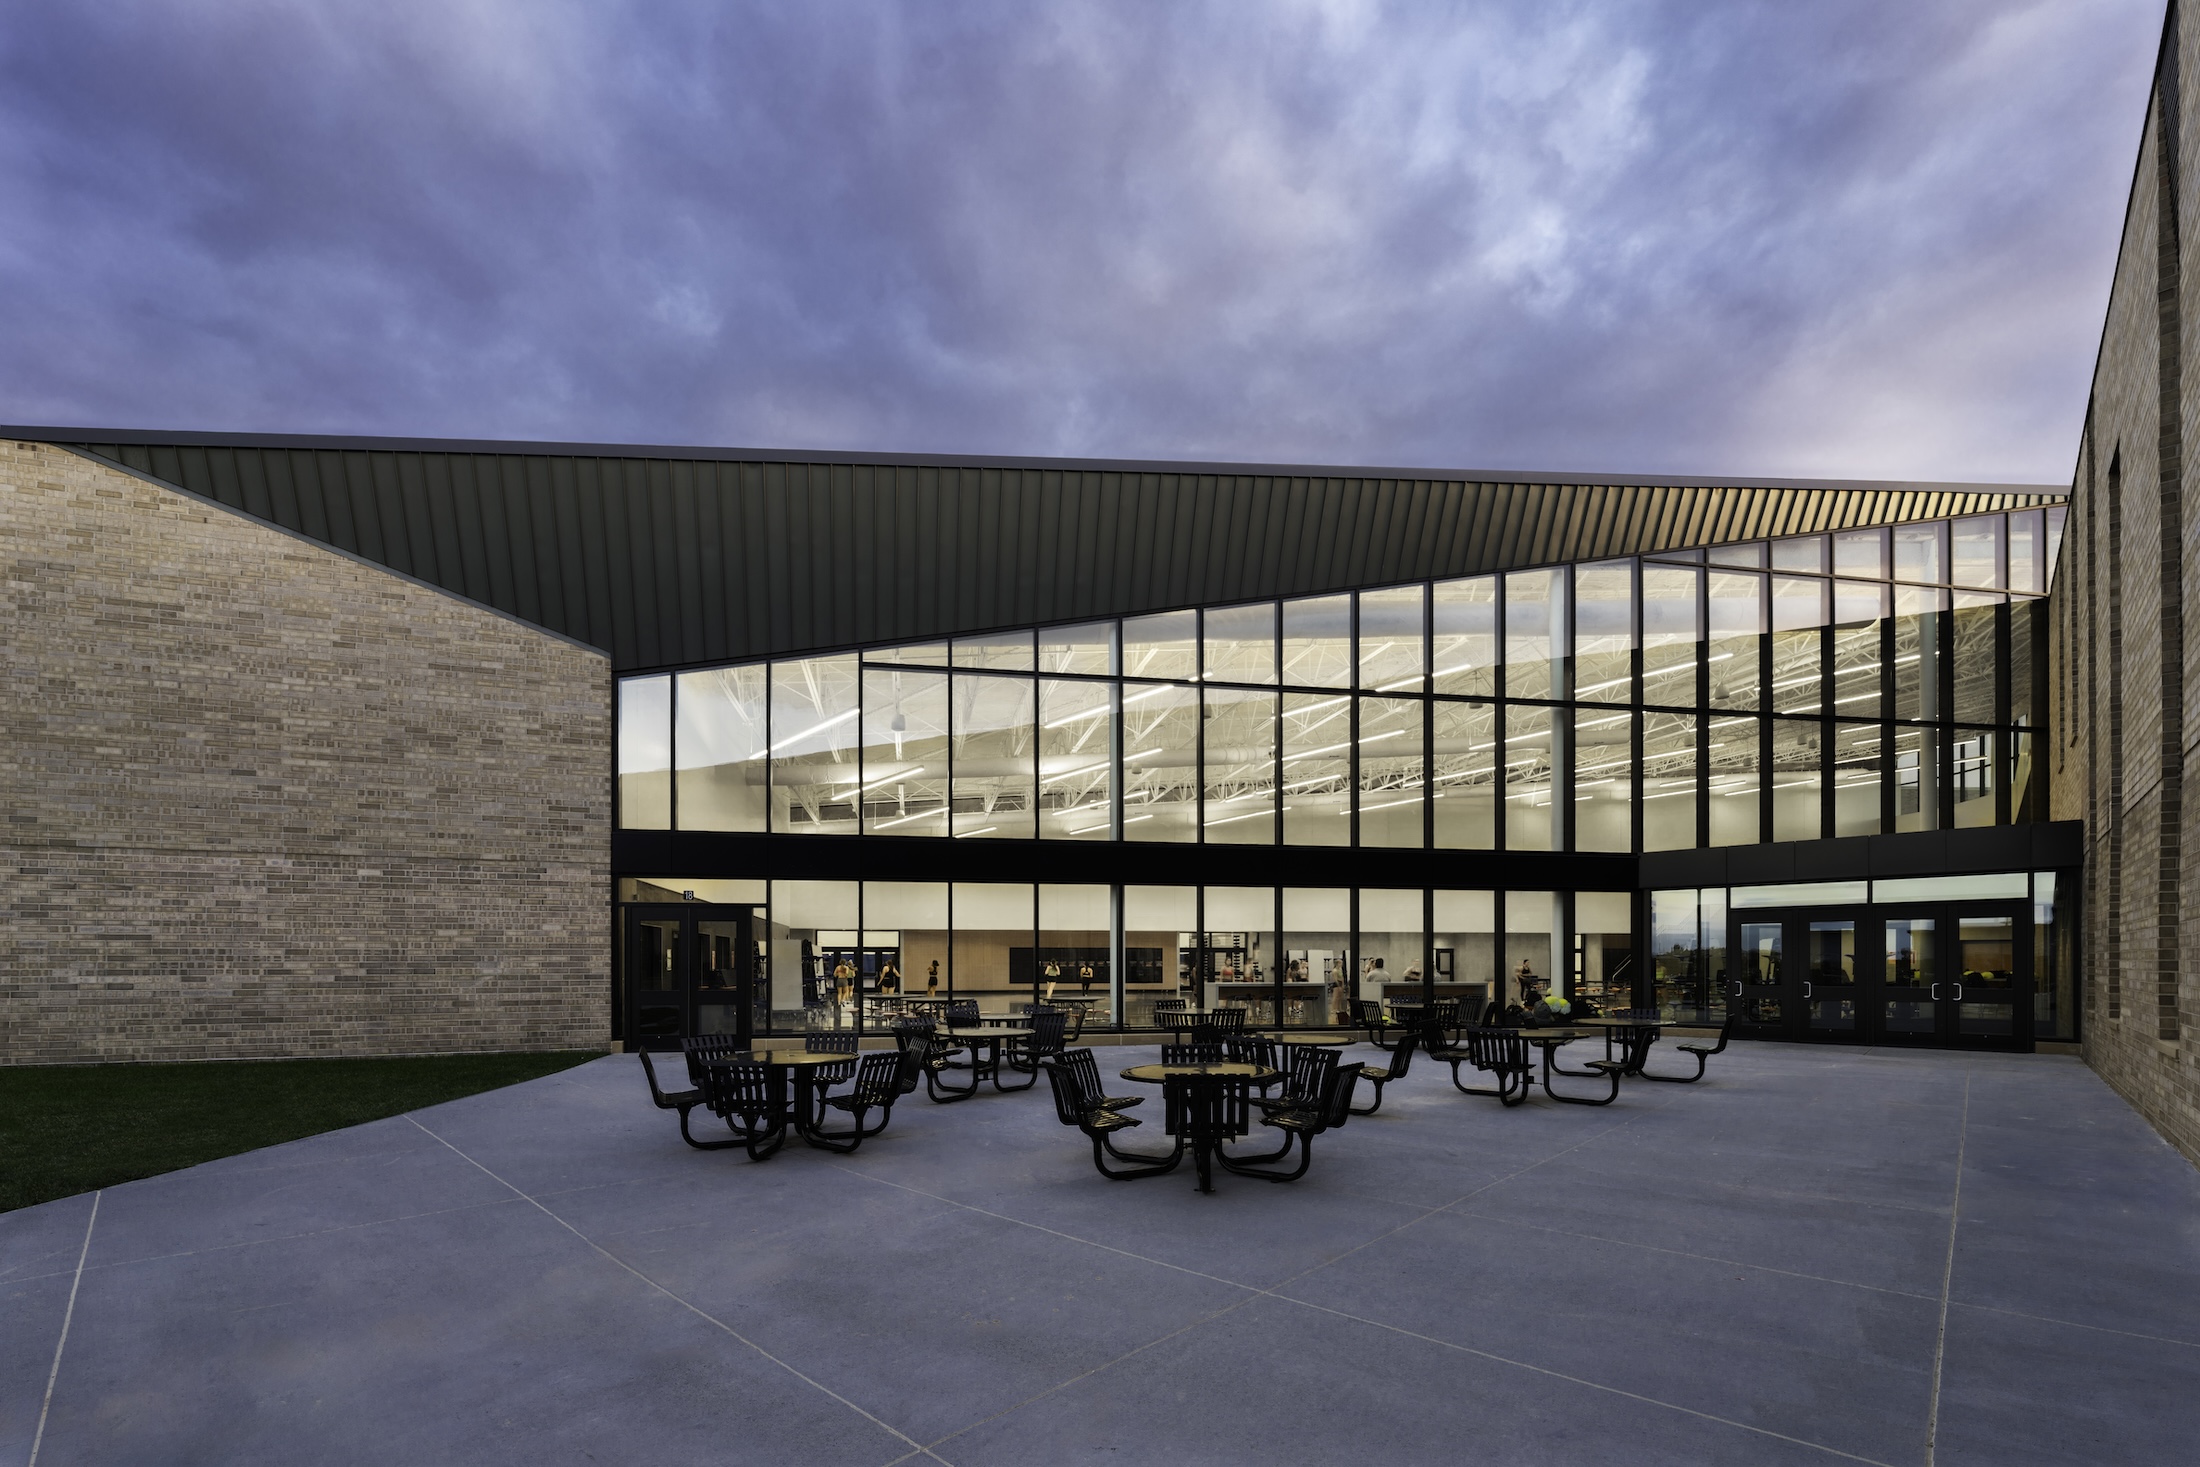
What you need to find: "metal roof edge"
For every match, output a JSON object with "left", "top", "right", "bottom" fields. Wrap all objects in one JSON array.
[{"left": 6, "top": 424, "right": 2067, "bottom": 499}]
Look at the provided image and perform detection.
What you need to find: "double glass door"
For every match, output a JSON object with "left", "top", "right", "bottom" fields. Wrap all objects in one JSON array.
[
  {"left": 1730, "top": 903, "right": 2029, "bottom": 1049},
  {"left": 622, "top": 904, "right": 760, "bottom": 1047}
]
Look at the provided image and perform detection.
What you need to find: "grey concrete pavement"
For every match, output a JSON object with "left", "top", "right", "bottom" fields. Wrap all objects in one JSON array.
[{"left": 4, "top": 1042, "right": 2197, "bottom": 1465}]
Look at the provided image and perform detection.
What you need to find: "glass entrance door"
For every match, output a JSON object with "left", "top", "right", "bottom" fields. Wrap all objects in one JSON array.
[
  {"left": 627, "top": 908, "right": 686, "bottom": 1043},
  {"left": 1953, "top": 911, "right": 2023, "bottom": 1046},
  {"left": 1732, "top": 920, "right": 1790, "bottom": 1037},
  {"left": 1880, "top": 914, "right": 1939, "bottom": 1041},
  {"left": 622, "top": 904, "right": 758, "bottom": 1047},
  {"left": 1801, "top": 917, "right": 1861, "bottom": 1037}
]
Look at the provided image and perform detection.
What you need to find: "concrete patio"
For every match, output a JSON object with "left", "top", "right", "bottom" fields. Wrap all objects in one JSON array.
[{"left": 4, "top": 1041, "right": 2198, "bottom": 1466}]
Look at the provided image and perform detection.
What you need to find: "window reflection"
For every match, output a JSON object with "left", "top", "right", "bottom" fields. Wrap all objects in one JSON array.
[
  {"left": 1283, "top": 691, "right": 1352, "bottom": 846},
  {"left": 1203, "top": 687, "right": 1278, "bottom": 845},
  {"left": 627, "top": 509, "right": 2049, "bottom": 858}
]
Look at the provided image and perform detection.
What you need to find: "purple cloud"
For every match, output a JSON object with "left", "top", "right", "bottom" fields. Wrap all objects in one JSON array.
[{"left": 0, "top": 0, "right": 2163, "bottom": 483}]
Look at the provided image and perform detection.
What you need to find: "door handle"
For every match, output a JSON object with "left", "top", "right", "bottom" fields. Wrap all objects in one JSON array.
[
  {"left": 1803, "top": 982, "right": 1812, "bottom": 998},
  {"left": 1732, "top": 981, "right": 1743, "bottom": 997},
  {"left": 1931, "top": 983, "right": 1941, "bottom": 1000},
  {"left": 1953, "top": 983, "right": 1963, "bottom": 1001}
]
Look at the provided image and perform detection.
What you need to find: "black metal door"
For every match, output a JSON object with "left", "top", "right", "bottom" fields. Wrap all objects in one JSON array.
[{"left": 623, "top": 905, "right": 757, "bottom": 1048}]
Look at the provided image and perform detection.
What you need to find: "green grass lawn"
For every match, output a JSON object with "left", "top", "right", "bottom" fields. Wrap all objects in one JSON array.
[{"left": 0, "top": 1050, "right": 604, "bottom": 1213}]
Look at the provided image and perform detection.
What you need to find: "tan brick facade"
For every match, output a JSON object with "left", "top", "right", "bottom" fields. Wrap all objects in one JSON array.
[
  {"left": 1, "top": 441, "right": 613, "bottom": 1063},
  {"left": 2055, "top": 15, "right": 2200, "bottom": 1164}
]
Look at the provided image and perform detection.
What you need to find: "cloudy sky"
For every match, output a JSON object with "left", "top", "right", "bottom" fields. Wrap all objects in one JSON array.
[{"left": 0, "top": 1, "right": 2165, "bottom": 483}]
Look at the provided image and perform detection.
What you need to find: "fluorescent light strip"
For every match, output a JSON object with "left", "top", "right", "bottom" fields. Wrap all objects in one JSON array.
[
  {"left": 765, "top": 706, "right": 858, "bottom": 754},
  {"left": 1203, "top": 808, "right": 1274, "bottom": 827},
  {"left": 871, "top": 808, "right": 944, "bottom": 831},
  {"left": 952, "top": 826, "right": 997, "bottom": 839}
]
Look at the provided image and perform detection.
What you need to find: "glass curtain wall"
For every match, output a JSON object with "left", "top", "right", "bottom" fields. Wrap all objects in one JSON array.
[{"left": 619, "top": 512, "right": 2053, "bottom": 857}]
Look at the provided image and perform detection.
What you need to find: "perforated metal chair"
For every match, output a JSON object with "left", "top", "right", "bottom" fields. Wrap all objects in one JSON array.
[
  {"left": 817, "top": 1051, "right": 911, "bottom": 1143},
  {"left": 1222, "top": 1060, "right": 1363, "bottom": 1182},
  {"left": 1439, "top": 1027, "right": 1534, "bottom": 1106},
  {"left": 1637, "top": 1015, "right": 1734, "bottom": 1083},
  {"left": 1347, "top": 997, "right": 1395, "bottom": 1050},
  {"left": 697, "top": 1059, "right": 789, "bottom": 1161},
  {"left": 1042, "top": 1053, "right": 1181, "bottom": 1179},
  {"left": 638, "top": 1049, "right": 742, "bottom": 1151},
  {"left": 1161, "top": 1041, "right": 1223, "bottom": 1065},
  {"left": 1351, "top": 1030, "right": 1418, "bottom": 1115}
]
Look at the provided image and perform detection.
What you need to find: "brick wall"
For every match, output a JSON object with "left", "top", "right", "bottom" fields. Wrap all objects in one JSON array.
[
  {"left": 0, "top": 441, "right": 613, "bottom": 1063},
  {"left": 2055, "top": 12, "right": 2200, "bottom": 1163}
]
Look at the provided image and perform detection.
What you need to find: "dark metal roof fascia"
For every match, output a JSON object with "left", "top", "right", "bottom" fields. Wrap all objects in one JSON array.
[
  {"left": 29, "top": 431, "right": 2070, "bottom": 673},
  {"left": 5, "top": 423, "right": 2066, "bottom": 499}
]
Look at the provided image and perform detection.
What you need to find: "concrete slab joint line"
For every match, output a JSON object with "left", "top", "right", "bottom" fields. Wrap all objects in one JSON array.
[
  {"left": 829, "top": 1089, "right": 1906, "bottom": 1467},
  {"left": 1923, "top": 1071, "right": 1970, "bottom": 1467},
  {"left": 27, "top": 1190, "right": 99, "bottom": 1467},
  {"left": 398, "top": 1115, "right": 955, "bottom": 1466}
]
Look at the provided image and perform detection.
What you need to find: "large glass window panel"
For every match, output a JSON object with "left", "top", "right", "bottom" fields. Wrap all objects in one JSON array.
[
  {"left": 1641, "top": 565, "right": 1702, "bottom": 709},
  {"left": 1709, "top": 542, "right": 1767, "bottom": 568},
  {"left": 1505, "top": 891, "right": 1558, "bottom": 1002},
  {"left": 1432, "top": 890, "right": 1497, "bottom": 1018},
  {"left": 1707, "top": 716, "right": 1761, "bottom": 846},
  {"left": 770, "top": 880, "right": 858, "bottom": 1029},
  {"left": 1771, "top": 535, "right": 1829, "bottom": 573},
  {"left": 1504, "top": 703, "right": 1555, "bottom": 852},
  {"left": 1893, "top": 585, "right": 1946, "bottom": 723},
  {"left": 1573, "top": 708, "right": 1633, "bottom": 853},
  {"left": 1358, "top": 888, "right": 1425, "bottom": 1009},
  {"left": 1202, "top": 886, "right": 1278, "bottom": 1020},
  {"left": 2008, "top": 509, "right": 2045, "bottom": 595},
  {"left": 1431, "top": 576, "right": 1499, "bottom": 697},
  {"left": 1950, "top": 515, "right": 2004, "bottom": 589},
  {"left": 1038, "top": 621, "right": 1116, "bottom": 676},
  {"left": 1122, "top": 681, "right": 1199, "bottom": 842},
  {"left": 1284, "top": 887, "right": 1352, "bottom": 1026},
  {"left": 1771, "top": 717, "right": 1823, "bottom": 841},
  {"left": 1282, "top": 691, "right": 1352, "bottom": 846},
  {"left": 1203, "top": 688, "right": 1278, "bottom": 845},
  {"left": 1123, "top": 610, "right": 1197, "bottom": 680},
  {"left": 1893, "top": 521, "right": 1948, "bottom": 584},
  {"left": 617, "top": 674, "right": 672, "bottom": 830},
  {"left": 1038, "top": 883, "right": 1112, "bottom": 1017},
  {"left": 1834, "top": 526, "right": 1889, "bottom": 579},
  {"left": 1642, "top": 712, "right": 1698, "bottom": 851},
  {"left": 1358, "top": 696, "right": 1425, "bottom": 848},
  {"left": 1895, "top": 725, "right": 1941, "bottom": 832},
  {"left": 1358, "top": 585, "right": 1427, "bottom": 692},
  {"left": 1575, "top": 891, "right": 1635, "bottom": 1011},
  {"left": 2046, "top": 506, "right": 2066, "bottom": 579},
  {"left": 1952, "top": 728, "right": 1996, "bottom": 828},
  {"left": 1832, "top": 586, "right": 1888, "bottom": 719},
  {"left": 1707, "top": 570, "right": 1764, "bottom": 710},
  {"left": 1573, "top": 559, "right": 1635, "bottom": 703},
  {"left": 952, "top": 631, "right": 1035, "bottom": 672},
  {"left": 1432, "top": 700, "right": 1497, "bottom": 849},
  {"left": 1504, "top": 570, "right": 1566, "bottom": 700},
  {"left": 1832, "top": 722, "right": 1886, "bottom": 836},
  {"left": 1650, "top": 888, "right": 1701, "bottom": 1017},
  {"left": 1771, "top": 576, "right": 1828, "bottom": 715},
  {"left": 1203, "top": 602, "right": 1277, "bottom": 685},
  {"left": 1281, "top": 594, "right": 1353, "bottom": 688},
  {"left": 952, "top": 882, "right": 1033, "bottom": 1009},
  {"left": 2010, "top": 598, "right": 2037, "bottom": 731},
  {"left": 863, "top": 881, "right": 949, "bottom": 1009},
  {"left": 1038, "top": 678, "right": 1115, "bottom": 840},
  {"left": 950, "top": 673, "right": 1036, "bottom": 839},
  {"left": 1124, "top": 884, "right": 1196, "bottom": 1025},
  {"left": 677, "top": 665, "right": 769, "bottom": 832},
  {"left": 1952, "top": 591, "right": 2001, "bottom": 726},
  {"left": 864, "top": 641, "right": 950, "bottom": 666},
  {"left": 771, "top": 656, "right": 861, "bottom": 834},
  {"left": 861, "top": 666, "right": 950, "bottom": 837}
]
